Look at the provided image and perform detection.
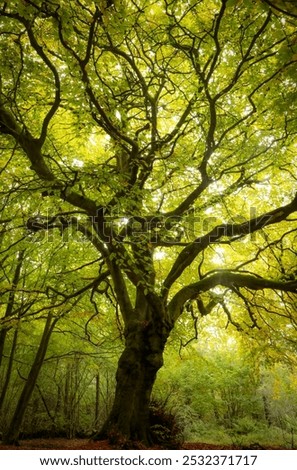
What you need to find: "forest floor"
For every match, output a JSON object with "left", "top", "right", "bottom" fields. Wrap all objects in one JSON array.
[{"left": 0, "top": 438, "right": 271, "bottom": 450}]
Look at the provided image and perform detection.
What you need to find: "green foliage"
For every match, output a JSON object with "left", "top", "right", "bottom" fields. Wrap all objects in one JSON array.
[
  {"left": 154, "top": 335, "right": 297, "bottom": 448},
  {"left": 1, "top": 0, "right": 297, "bottom": 446}
]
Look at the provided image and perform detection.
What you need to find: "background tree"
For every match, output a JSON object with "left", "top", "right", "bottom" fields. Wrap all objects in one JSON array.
[{"left": 0, "top": 0, "right": 297, "bottom": 445}]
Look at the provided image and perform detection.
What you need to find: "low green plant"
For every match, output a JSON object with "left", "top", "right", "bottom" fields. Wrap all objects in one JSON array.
[{"left": 149, "top": 400, "right": 184, "bottom": 449}]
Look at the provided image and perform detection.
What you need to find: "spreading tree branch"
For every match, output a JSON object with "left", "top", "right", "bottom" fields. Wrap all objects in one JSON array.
[
  {"left": 168, "top": 271, "right": 297, "bottom": 321},
  {"left": 163, "top": 192, "right": 297, "bottom": 294}
]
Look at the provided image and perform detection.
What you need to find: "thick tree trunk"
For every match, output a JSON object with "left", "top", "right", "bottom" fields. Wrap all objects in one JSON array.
[{"left": 95, "top": 316, "right": 171, "bottom": 446}]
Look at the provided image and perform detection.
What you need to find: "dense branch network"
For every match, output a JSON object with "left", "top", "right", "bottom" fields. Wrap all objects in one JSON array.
[{"left": 0, "top": 0, "right": 296, "bottom": 330}]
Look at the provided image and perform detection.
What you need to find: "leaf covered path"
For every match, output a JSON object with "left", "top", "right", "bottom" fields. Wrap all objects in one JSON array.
[{"left": 0, "top": 438, "right": 277, "bottom": 450}]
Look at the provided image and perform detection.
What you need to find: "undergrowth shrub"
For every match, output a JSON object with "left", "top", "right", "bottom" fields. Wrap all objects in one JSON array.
[{"left": 149, "top": 400, "right": 184, "bottom": 449}]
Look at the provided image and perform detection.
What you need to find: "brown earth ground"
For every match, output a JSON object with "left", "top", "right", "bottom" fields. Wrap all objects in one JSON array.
[{"left": 0, "top": 438, "right": 274, "bottom": 450}]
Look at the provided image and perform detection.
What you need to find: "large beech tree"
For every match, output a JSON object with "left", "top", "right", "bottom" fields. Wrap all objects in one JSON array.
[{"left": 1, "top": 0, "right": 297, "bottom": 445}]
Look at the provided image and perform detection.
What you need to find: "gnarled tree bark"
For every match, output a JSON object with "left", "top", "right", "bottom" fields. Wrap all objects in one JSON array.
[{"left": 95, "top": 308, "right": 172, "bottom": 445}]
